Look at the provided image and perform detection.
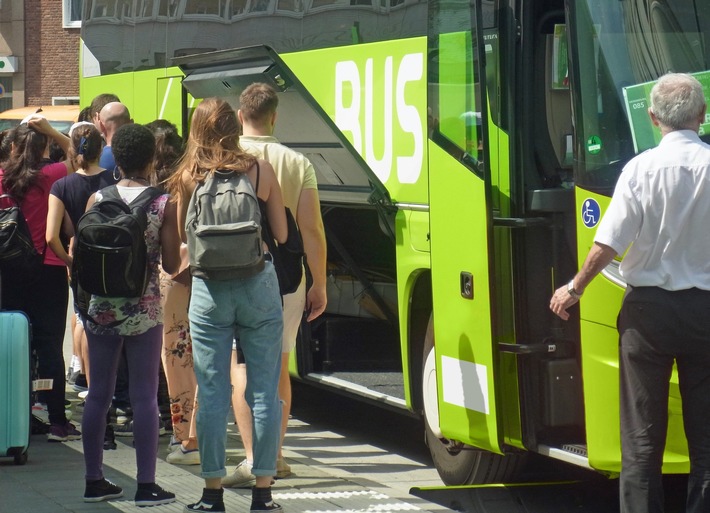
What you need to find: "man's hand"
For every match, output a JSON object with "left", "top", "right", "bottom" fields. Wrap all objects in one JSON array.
[
  {"left": 549, "top": 243, "right": 618, "bottom": 321},
  {"left": 550, "top": 285, "right": 579, "bottom": 321}
]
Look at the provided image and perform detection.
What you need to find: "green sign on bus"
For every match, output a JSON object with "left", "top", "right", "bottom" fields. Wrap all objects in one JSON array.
[{"left": 623, "top": 70, "right": 710, "bottom": 153}]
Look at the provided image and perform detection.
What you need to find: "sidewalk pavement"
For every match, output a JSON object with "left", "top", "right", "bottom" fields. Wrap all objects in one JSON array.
[{"left": 0, "top": 385, "right": 446, "bottom": 513}]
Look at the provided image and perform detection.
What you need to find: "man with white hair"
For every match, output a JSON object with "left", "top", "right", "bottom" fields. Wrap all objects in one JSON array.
[{"left": 550, "top": 73, "right": 710, "bottom": 513}]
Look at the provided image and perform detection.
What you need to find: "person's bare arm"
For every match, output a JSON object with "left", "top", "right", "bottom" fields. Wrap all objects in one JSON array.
[
  {"left": 85, "top": 192, "right": 97, "bottom": 212},
  {"left": 160, "top": 199, "right": 181, "bottom": 275},
  {"left": 176, "top": 171, "right": 195, "bottom": 243},
  {"left": 46, "top": 195, "right": 71, "bottom": 267},
  {"left": 550, "top": 242, "right": 617, "bottom": 320},
  {"left": 28, "top": 116, "right": 71, "bottom": 158},
  {"left": 297, "top": 188, "right": 327, "bottom": 321}
]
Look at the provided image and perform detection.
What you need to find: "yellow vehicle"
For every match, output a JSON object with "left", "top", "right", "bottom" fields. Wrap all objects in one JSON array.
[{"left": 0, "top": 105, "right": 80, "bottom": 133}]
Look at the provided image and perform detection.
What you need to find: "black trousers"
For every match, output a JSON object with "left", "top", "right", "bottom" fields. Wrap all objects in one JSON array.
[
  {"left": 1, "top": 264, "right": 69, "bottom": 425},
  {"left": 618, "top": 286, "right": 710, "bottom": 513}
]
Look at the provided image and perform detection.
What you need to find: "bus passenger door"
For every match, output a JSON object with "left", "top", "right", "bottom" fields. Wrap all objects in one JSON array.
[{"left": 427, "top": 0, "right": 501, "bottom": 456}]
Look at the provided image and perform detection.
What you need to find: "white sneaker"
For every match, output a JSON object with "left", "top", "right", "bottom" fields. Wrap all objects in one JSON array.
[
  {"left": 166, "top": 434, "right": 181, "bottom": 454},
  {"left": 221, "top": 459, "right": 255, "bottom": 488},
  {"left": 166, "top": 445, "right": 201, "bottom": 465}
]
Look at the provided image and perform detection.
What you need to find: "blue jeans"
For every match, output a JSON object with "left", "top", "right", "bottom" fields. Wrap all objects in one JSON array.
[{"left": 190, "top": 261, "right": 283, "bottom": 479}]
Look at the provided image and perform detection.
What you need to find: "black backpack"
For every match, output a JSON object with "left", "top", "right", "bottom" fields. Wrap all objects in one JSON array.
[
  {"left": 260, "top": 205, "right": 304, "bottom": 296},
  {"left": 73, "top": 185, "right": 162, "bottom": 298},
  {"left": 0, "top": 193, "right": 43, "bottom": 273}
]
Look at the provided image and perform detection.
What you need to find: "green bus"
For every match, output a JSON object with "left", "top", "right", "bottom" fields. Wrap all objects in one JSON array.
[{"left": 80, "top": 0, "right": 710, "bottom": 486}]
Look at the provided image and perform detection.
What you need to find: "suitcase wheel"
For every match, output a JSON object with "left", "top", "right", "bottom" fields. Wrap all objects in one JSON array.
[{"left": 13, "top": 451, "right": 27, "bottom": 465}]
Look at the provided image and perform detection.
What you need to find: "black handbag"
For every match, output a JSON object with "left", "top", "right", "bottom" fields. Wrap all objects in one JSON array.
[
  {"left": 0, "top": 193, "right": 42, "bottom": 272},
  {"left": 261, "top": 205, "right": 305, "bottom": 296}
]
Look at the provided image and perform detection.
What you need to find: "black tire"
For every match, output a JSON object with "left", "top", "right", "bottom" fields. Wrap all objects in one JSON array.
[{"left": 422, "top": 315, "right": 525, "bottom": 485}]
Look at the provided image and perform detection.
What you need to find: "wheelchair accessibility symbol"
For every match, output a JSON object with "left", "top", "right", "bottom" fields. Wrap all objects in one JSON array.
[{"left": 581, "top": 198, "right": 600, "bottom": 228}]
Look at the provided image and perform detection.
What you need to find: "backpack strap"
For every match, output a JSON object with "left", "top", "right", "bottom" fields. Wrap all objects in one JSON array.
[
  {"left": 96, "top": 184, "right": 120, "bottom": 202},
  {"left": 130, "top": 186, "right": 164, "bottom": 210},
  {"left": 98, "top": 184, "right": 163, "bottom": 210},
  {"left": 0, "top": 193, "right": 19, "bottom": 206},
  {"left": 254, "top": 161, "right": 261, "bottom": 195}
]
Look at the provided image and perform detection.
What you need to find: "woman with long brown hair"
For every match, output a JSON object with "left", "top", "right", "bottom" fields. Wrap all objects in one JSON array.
[
  {"left": 170, "top": 97, "right": 286, "bottom": 513},
  {"left": 145, "top": 119, "right": 201, "bottom": 464},
  {"left": 0, "top": 116, "right": 74, "bottom": 441}
]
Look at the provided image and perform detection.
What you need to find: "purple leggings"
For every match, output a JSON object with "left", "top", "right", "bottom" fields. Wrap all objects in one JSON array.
[{"left": 82, "top": 324, "right": 163, "bottom": 483}]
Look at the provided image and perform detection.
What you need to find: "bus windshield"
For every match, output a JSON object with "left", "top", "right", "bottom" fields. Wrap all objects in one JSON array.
[{"left": 569, "top": 0, "right": 710, "bottom": 194}]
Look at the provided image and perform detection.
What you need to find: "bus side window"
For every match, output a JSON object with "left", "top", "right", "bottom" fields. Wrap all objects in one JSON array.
[
  {"left": 545, "top": 29, "right": 573, "bottom": 171},
  {"left": 531, "top": 18, "right": 573, "bottom": 189}
]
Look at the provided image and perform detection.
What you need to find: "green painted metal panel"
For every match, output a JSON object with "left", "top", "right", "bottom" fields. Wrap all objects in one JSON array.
[
  {"left": 576, "top": 190, "right": 689, "bottom": 474},
  {"left": 80, "top": 64, "right": 185, "bottom": 131},
  {"left": 395, "top": 208, "right": 432, "bottom": 407},
  {"left": 429, "top": 142, "right": 499, "bottom": 454},
  {"left": 485, "top": 119, "right": 521, "bottom": 449},
  {"left": 282, "top": 39, "right": 429, "bottom": 205}
]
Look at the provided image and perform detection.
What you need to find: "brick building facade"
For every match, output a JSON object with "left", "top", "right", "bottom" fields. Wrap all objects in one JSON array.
[{"left": 0, "top": 0, "right": 80, "bottom": 111}]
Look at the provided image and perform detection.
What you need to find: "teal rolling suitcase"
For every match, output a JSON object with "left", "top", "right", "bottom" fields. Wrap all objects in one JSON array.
[{"left": 0, "top": 309, "right": 31, "bottom": 465}]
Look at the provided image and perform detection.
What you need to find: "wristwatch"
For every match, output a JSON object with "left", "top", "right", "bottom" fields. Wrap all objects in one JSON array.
[{"left": 567, "top": 279, "right": 582, "bottom": 300}]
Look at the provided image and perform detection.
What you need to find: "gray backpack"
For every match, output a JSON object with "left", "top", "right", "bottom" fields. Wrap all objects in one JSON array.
[{"left": 186, "top": 167, "right": 265, "bottom": 280}]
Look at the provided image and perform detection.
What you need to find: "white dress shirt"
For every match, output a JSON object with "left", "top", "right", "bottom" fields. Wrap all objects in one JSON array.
[{"left": 594, "top": 130, "right": 710, "bottom": 290}]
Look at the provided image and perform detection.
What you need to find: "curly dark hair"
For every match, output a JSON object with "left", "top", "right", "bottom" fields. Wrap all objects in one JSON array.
[
  {"left": 112, "top": 124, "right": 155, "bottom": 177},
  {"left": 145, "top": 119, "right": 184, "bottom": 184}
]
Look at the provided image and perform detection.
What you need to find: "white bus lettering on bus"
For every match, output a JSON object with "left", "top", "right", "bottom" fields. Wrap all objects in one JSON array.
[{"left": 335, "top": 53, "right": 424, "bottom": 184}]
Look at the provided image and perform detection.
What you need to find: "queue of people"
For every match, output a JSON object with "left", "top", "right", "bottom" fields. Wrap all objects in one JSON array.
[{"left": 0, "top": 83, "right": 328, "bottom": 512}]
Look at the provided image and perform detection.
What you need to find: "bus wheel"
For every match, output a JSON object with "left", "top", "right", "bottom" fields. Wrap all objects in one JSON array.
[{"left": 422, "top": 316, "right": 524, "bottom": 485}]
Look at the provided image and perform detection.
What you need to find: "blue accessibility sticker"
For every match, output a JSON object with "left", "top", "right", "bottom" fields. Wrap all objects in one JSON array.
[{"left": 581, "top": 198, "right": 600, "bottom": 228}]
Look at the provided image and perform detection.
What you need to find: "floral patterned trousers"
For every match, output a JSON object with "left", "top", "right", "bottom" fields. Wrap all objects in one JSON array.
[{"left": 160, "top": 271, "right": 198, "bottom": 442}]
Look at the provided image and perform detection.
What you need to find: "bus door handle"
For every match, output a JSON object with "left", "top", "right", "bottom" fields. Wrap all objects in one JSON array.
[
  {"left": 493, "top": 217, "right": 550, "bottom": 228},
  {"left": 498, "top": 342, "right": 557, "bottom": 354}
]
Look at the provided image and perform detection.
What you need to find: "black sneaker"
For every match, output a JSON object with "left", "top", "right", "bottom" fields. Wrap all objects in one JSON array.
[
  {"left": 84, "top": 478, "right": 123, "bottom": 502},
  {"left": 113, "top": 419, "right": 134, "bottom": 437},
  {"left": 135, "top": 483, "right": 176, "bottom": 507},
  {"left": 250, "top": 500, "right": 283, "bottom": 513},
  {"left": 104, "top": 423, "right": 117, "bottom": 450},
  {"left": 31, "top": 414, "right": 50, "bottom": 435},
  {"left": 73, "top": 373, "right": 88, "bottom": 392},
  {"left": 185, "top": 489, "right": 225, "bottom": 512},
  {"left": 184, "top": 500, "right": 226, "bottom": 512}
]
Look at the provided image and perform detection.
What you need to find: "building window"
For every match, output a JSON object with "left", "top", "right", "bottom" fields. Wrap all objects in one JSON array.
[
  {"left": 63, "top": 0, "right": 83, "bottom": 28},
  {"left": 0, "top": 77, "right": 13, "bottom": 113}
]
